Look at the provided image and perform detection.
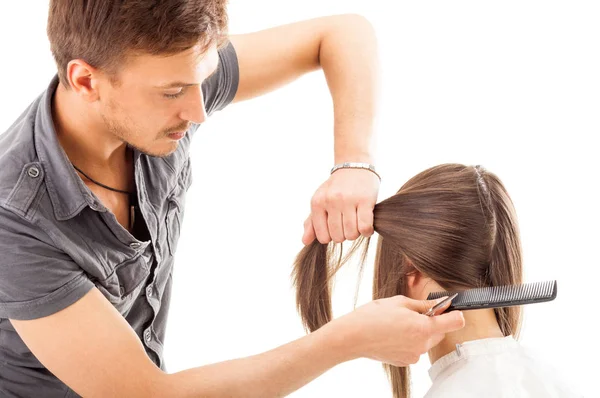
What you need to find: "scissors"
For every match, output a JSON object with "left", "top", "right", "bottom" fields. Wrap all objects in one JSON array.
[{"left": 424, "top": 293, "right": 458, "bottom": 316}]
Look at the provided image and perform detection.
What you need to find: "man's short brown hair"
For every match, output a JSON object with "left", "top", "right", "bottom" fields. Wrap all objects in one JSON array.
[{"left": 47, "top": 0, "right": 229, "bottom": 88}]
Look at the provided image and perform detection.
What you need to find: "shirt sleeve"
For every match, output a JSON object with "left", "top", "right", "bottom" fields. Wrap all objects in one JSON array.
[
  {"left": 202, "top": 40, "right": 239, "bottom": 116},
  {"left": 0, "top": 207, "right": 95, "bottom": 320}
]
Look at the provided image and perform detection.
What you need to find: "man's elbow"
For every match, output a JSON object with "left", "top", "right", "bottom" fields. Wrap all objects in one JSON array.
[
  {"left": 88, "top": 369, "right": 171, "bottom": 398},
  {"left": 140, "top": 370, "right": 174, "bottom": 398}
]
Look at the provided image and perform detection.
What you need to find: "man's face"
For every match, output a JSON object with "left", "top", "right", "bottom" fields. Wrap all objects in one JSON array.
[{"left": 96, "top": 43, "right": 220, "bottom": 157}]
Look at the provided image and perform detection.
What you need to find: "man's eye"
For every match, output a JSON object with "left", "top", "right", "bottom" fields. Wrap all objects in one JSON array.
[{"left": 164, "top": 89, "right": 185, "bottom": 99}]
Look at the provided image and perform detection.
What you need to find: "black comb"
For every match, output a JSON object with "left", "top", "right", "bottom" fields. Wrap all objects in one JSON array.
[{"left": 426, "top": 280, "right": 557, "bottom": 311}]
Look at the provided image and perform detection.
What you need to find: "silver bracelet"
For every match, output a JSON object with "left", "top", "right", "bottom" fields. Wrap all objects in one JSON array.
[{"left": 330, "top": 162, "right": 381, "bottom": 181}]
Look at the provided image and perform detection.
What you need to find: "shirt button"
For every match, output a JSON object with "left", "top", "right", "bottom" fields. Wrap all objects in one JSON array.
[
  {"left": 144, "top": 329, "right": 152, "bottom": 342},
  {"left": 119, "top": 285, "right": 125, "bottom": 295},
  {"left": 130, "top": 242, "right": 142, "bottom": 250},
  {"left": 27, "top": 166, "right": 40, "bottom": 178},
  {"left": 146, "top": 285, "right": 153, "bottom": 297}
]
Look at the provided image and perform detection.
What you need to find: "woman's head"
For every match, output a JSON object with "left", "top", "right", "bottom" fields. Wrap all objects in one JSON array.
[
  {"left": 371, "top": 164, "right": 523, "bottom": 330},
  {"left": 292, "top": 163, "right": 523, "bottom": 398}
]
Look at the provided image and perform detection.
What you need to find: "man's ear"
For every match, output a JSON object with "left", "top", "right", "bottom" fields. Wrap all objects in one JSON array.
[{"left": 65, "top": 59, "right": 101, "bottom": 102}]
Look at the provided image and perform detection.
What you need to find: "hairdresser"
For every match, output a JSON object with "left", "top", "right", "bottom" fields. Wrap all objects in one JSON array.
[{"left": 0, "top": 1, "right": 465, "bottom": 396}]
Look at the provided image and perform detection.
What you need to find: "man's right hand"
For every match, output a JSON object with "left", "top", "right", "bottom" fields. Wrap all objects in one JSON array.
[
  {"left": 328, "top": 295, "right": 465, "bottom": 366},
  {"left": 9, "top": 289, "right": 463, "bottom": 398}
]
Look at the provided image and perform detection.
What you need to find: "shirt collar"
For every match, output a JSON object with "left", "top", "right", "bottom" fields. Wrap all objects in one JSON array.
[
  {"left": 34, "top": 75, "right": 95, "bottom": 220},
  {"left": 428, "top": 335, "right": 518, "bottom": 382}
]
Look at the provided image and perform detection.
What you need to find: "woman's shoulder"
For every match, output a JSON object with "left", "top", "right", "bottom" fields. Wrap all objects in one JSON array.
[{"left": 425, "top": 337, "right": 582, "bottom": 398}]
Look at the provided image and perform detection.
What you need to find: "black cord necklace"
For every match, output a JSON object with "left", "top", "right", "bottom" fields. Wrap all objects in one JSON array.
[
  {"left": 72, "top": 162, "right": 137, "bottom": 230},
  {"left": 71, "top": 163, "right": 134, "bottom": 195}
]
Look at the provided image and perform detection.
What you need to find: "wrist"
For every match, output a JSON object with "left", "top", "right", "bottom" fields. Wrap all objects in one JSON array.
[
  {"left": 316, "top": 316, "right": 362, "bottom": 364},
  {"left": 330, "top": 162, "right": 381, "bottom": 182},
  {"left": 334, "top": 152, "right": 373, "bottom": 165}
]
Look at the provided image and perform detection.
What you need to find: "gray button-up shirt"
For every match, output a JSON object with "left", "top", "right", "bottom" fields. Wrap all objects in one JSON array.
[{"left": 0, "top": 42, "right": 238, "bottom": 397}]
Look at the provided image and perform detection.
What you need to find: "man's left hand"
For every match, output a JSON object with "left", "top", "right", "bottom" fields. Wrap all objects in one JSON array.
[{"left": 302, "top": 168, "right": 380, "bottom": 245}]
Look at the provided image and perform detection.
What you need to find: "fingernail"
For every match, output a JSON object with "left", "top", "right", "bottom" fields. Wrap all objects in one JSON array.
[{"left": 435, "top": 296, "right": 449, "bottom": 303}]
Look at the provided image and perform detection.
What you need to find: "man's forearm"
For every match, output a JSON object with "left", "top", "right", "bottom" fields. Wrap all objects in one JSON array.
[
  {"left": 319, "top": 14, "right": 380, "bottom": 164},
  {"left": 159, "top": 321, "right": 356, "bottom": 397}
]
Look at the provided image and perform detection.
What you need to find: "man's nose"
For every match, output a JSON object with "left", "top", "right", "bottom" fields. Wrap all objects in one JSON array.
[{"left": 179, "top": 86, "right": 207, "bottom": 124}]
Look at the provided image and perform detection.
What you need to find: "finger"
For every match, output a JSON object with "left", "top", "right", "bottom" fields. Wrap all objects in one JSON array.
[
  {"left": 357, "top": 202, "right": 375, "bottom": 237},
  {"left": 427, "top": 310, "right": 465, "bottom": 334},
  {"left": 402, "top": 296, "right": 453, "bottom": 314},
  {"left": 327, "top": 211, "right": 345, "bottom": 243},
  {"left": 302, "top": 217, "right": 316, "bottom": 245},
  {"left": 312, "top": 209, "right": 331, "bottom": 244},
  {"left": 342, "top": 206, "right": 360, "bottom": 240},
  {"left": 311, "top": 194, "right": 332, "bottom": 244}
]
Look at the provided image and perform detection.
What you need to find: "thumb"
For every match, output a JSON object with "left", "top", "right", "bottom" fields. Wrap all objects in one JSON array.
[{"left": 428, "top": 310, "right": 466, "bottom": 334}]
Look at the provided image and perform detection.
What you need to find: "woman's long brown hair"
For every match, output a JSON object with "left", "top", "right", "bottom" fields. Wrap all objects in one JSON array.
[{"left": 291, "top": 164, "right": 523, "bottom": 398}]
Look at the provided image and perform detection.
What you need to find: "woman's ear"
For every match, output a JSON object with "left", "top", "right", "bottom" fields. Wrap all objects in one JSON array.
[{"left": 405, "top": 265, "right": 430, "bottom": 300}]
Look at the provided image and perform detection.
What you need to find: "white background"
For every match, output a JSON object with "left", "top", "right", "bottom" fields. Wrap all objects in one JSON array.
[{"left": 1, "top": 1, "right": 598, "bottom": 397}]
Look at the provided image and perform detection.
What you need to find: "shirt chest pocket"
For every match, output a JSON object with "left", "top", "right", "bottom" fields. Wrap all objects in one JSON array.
[
  {"left": 165, "top": 159, "right": 192, "bottom": 256},
  {"left": 93, "top": 255, "right": 151, "bottom": 316}
]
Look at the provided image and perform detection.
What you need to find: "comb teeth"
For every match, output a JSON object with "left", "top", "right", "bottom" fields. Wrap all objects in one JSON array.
[{"left": 427, "top": 280, "right": 557, "bottom": 311}]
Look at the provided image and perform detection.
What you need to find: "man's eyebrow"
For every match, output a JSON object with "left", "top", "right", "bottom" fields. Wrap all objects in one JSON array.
[{"left": 155, "top": 66, "right": 220, "bottom": 89}]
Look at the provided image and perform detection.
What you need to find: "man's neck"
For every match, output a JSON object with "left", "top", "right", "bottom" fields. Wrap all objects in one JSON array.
[
  {"left": 428, "top": 308, "right": 505, "bottom": 365},
  {"left": 52, "top": 82, "right": 129, "bottom": 171}
]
